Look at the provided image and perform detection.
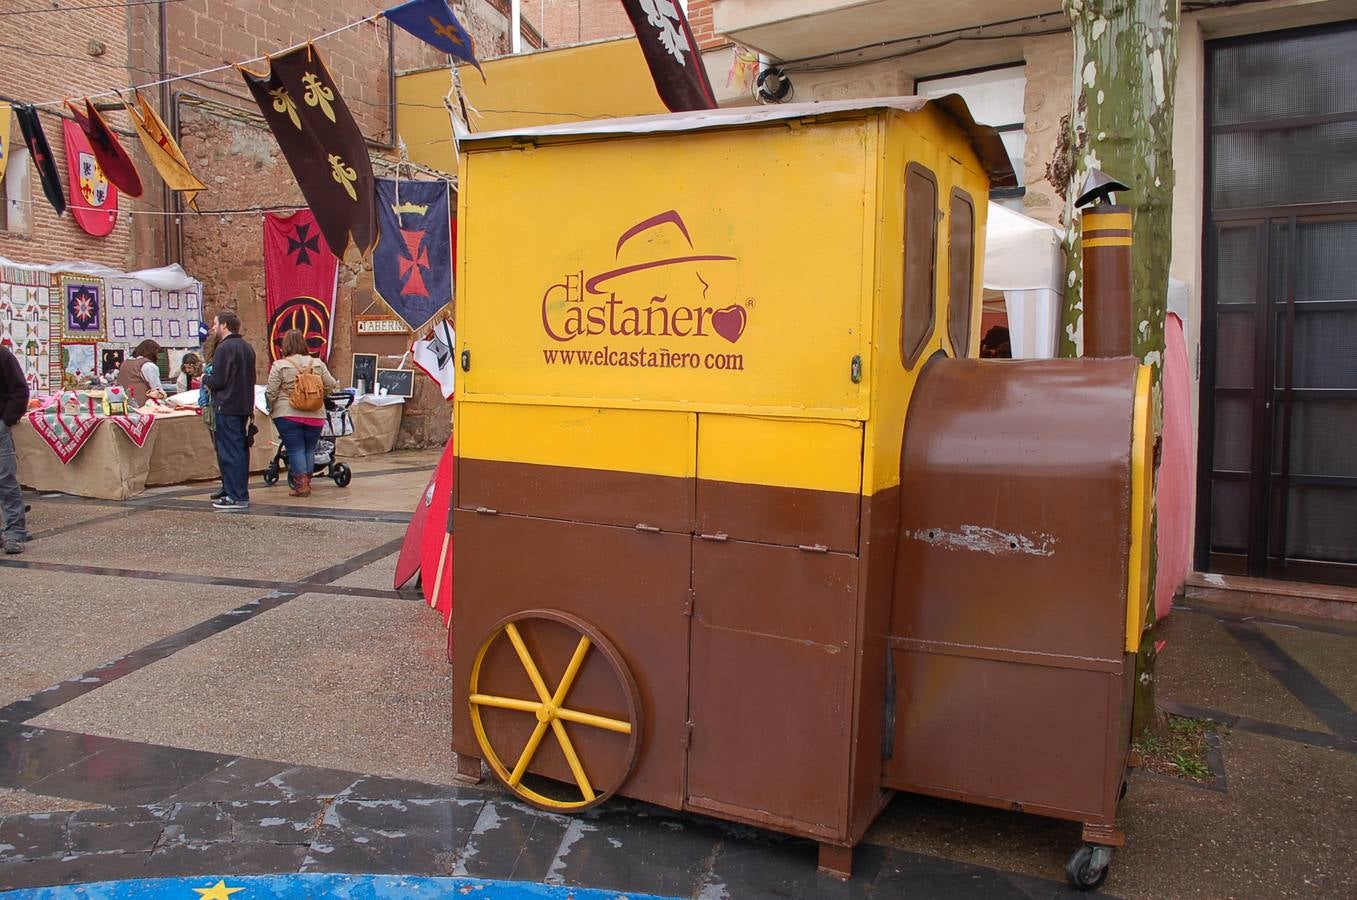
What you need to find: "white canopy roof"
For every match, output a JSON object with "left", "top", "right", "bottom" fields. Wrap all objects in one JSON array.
[
  {"left": 0, "top": 257, "right": 200, "bottom": 291},
  {"left": 983, "top": 202, "right": 1065, "bottom": 293}
]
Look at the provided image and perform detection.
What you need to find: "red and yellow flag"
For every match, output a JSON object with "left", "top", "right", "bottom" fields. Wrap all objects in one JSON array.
[{"left": 124, "top": 91, "right": 205, "bottom": 209}]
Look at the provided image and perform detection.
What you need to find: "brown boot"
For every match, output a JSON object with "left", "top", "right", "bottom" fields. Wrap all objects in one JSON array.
[{"left": 290, "top": 473, "right": 312, "bottom": 498}]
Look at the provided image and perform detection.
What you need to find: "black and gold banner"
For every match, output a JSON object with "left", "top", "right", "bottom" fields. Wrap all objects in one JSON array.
[{"left": 240, "top": 45, "right": 376, "bottom": 258}]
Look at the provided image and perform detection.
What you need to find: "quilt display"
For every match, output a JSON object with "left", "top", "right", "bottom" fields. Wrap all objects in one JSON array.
[
  {"left": 59, "top": 274, "right": 105, "bottom": 341},
  {"left": 106, "top": 277, "right": 203, "bottom": 348},
  {"left": 0, "top": 265, "right": 55, "bottom": 393},
  {"left": 25, "top": 391, "right": 155, "bottom": 464}
]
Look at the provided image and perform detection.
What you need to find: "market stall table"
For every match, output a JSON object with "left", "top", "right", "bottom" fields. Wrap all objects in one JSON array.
[{"left": 17, "top": 394, "right": 406, "bottom": 499}]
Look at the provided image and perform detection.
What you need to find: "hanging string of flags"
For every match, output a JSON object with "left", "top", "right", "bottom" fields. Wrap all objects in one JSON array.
[
  {"left": 5, "top": 0, "right": 480, "bottom": 245},
  {"left": 2, "top": 0, "right": 711, "bottom": 377}
]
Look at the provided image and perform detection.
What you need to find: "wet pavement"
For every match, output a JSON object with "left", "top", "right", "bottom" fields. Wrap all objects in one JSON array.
[{"left": 1, "top": 449, "right": 1355, "bottom": 898}]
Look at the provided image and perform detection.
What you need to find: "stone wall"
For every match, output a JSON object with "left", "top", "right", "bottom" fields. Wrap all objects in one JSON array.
[{"left": 1020, "top": 32, "right": 1074, "bottom": 229}]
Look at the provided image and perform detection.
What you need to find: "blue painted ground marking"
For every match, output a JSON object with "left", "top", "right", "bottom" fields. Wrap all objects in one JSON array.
[{"left": 0, "top": 875, "right": 684, "bottom": 900}]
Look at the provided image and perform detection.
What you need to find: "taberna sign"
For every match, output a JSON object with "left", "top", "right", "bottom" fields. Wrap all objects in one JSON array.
[{"left": 356, "top": 315, "right": 411, "bottom": 335}]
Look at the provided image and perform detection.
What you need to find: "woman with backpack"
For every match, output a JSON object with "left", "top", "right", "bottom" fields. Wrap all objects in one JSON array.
[{"left": 264, "top": 329, "right": 338, "bottom": 498}]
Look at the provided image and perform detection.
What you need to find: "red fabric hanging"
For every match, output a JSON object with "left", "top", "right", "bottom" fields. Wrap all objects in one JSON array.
[{"left": 263, "top": 209, "right": 340, "bottom": 362}]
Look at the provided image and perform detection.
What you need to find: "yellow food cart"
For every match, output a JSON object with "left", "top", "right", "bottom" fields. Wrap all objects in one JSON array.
[{"left": 445, "top": 97, "right": 1152, "bottom": 891}]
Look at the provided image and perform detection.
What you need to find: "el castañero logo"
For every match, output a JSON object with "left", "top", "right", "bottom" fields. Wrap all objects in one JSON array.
[{"left": 539, "top": 211, "right": 751, "bottom": 371}]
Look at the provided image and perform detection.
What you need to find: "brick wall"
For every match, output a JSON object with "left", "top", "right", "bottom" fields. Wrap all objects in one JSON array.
[
  {"left": 516, "top": 1, "right": 726, "bottom": 51},
  {"left": 0, "top": 0, "right": 507, "bottom": 447},
  {"left": 518, "top": 0, "right": 631, "bottom": 47},
  {"left": 0, "top": 3, "right": 165, "bottom": 270},
  {"left": 687, "top": 0, "right": 730, "bottom": 51}
]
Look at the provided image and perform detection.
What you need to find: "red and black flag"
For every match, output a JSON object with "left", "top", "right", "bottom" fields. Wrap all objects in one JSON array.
[
  {"left": 13, "top": 104, "right": 66, "bottom": 216},
  {"left": 240, "top": 45, "right": 376, "bottom": 259},
  {"left": 66, "top": 99, "right": 143, "bottom": 198},
  {"left": 263, "top": 209, "right": 340, "bottom": 362},
  {"left": 619, "top": 0, "right": 716, "bottom": 112}
]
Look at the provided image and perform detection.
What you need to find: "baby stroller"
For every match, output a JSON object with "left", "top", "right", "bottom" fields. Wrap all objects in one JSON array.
[{"left": 263, "top": 392, "right": 355, "bottom": 489}]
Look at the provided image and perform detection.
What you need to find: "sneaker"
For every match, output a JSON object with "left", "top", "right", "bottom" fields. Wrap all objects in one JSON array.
[
  {"left": 209, "top": 487, "right": 227, "bottom": 500},
  {"left": 212, "top": 497, "right": 250, "bottom": 512},
  {"left": 3, "top": 538, "right": 22, "bottom": 555}
]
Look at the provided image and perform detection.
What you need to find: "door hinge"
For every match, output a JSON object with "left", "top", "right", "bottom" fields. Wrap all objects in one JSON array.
[
  {"left": 696, "top": 531, "right": 729, "bottom": 542},
  {"left": 797, "top": 543, "right": 829, "bottom": 554},
  {"left": 474, "top": 506, "right": 498, "bottom": 515},
  {"left": 634, "top": 523, "right": 661, "bottom": 533},
  {"left": 681, "top": 720, "right": 694, "bottom": 748},
  {"left": 683, "top": 588, "right": 694, "bottom": 617}
]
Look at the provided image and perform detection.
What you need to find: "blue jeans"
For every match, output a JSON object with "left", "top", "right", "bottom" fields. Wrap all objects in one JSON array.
[
  {"left": 0, "top": 421, "right": 27, "bottom": 540},
  {"left": 275, "top": 418, "right": 321, "bottom": 479},
  {"left": 214, "top": 413, "right": 250, "bottom": 502}
]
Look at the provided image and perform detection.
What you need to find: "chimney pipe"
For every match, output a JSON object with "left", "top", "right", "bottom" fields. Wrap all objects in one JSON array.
[{"left": 1076, "top": 169, "right": 1134, "bottom": 359}]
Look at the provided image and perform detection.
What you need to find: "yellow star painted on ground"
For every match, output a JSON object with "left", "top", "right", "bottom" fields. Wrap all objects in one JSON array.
[{"left": 192, "top": 882, "right": 244, "bottom": 900}]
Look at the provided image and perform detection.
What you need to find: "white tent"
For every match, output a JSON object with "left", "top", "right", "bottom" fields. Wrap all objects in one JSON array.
[{"left": 983, "top": 203, "right": 1065, "bottom": 358}]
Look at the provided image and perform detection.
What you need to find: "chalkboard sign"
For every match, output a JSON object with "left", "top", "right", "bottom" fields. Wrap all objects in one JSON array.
[
  {"left": 351, "top": 353, "right": 378, "bottom": 393},
  {"left": 375, "top": 367, "right": 415, "bottom": 398}
]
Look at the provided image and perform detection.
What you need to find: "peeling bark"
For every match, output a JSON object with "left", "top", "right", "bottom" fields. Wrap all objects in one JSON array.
[
  {"left": 1055, "top": 0, "right": 1180, "bottom": 738},
  {"left": 1056, "top": 0, "right": 1179, "bottom": 370}
]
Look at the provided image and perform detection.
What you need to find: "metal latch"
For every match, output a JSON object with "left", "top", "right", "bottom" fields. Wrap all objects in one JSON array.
[
  {"left": 634, "top": 523, "right": 661, "bottom": 533},
  {"left": 798, "top": 543, "right": 829, "bottom": 554},
  {"left": 474, "top": 506, "right": 498, "bottom": 515},
  {"left": 696, "top": 531, "right": 729, "bottom": 542}
]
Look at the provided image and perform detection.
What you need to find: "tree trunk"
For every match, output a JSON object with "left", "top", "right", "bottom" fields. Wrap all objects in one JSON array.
[{"left": 1055, "top": 0, "right": 1179, "bottom": 737}]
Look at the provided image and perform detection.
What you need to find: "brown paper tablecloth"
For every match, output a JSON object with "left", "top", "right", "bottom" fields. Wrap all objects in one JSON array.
[
  {"left": 144, "top": 410, "right": 277, "bottom": 487},
  {"left": 336, "top": 401, "right": 403, "bottom": 458},
  {"left": 15, "top": 417, "right": 157, "bottom": 501}
]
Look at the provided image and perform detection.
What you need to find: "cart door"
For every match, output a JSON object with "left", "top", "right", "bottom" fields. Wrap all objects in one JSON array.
[{"left": 685, "top": 415, "right": 863, "bottom": 839}]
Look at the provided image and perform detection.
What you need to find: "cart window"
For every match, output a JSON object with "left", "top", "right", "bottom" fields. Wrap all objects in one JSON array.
[
  {"left": 901, "top": 163, "right": 938, "bottom": 368},
  {"left": 947, "top": 189, "right": 976, "bottom": 357}
]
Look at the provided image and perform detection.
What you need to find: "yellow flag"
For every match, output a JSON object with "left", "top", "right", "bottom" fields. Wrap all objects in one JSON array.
[
  {"left": 124, "top": 91, "right": 205, "bottom": 209},
  {"left": 0, "top": 105, "right": 11, "bottom": 185}
]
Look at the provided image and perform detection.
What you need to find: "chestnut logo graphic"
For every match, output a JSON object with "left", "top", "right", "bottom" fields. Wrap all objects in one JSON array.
[
  {"left": 711, "top": 304, "right": 746, "bottom": 344},
  {"left": 541, "top": 210, "right": 747, "bottom": 345}
]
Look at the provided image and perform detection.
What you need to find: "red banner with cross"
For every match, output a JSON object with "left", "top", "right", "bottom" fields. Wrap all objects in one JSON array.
[{"left": 263, "top": 209, "right": 339, "bottom": 362}]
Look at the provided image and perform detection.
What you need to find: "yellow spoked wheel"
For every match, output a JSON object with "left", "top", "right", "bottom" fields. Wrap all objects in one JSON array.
[{"left": 468, "top": 609, "right": 641, "bottom": 812}]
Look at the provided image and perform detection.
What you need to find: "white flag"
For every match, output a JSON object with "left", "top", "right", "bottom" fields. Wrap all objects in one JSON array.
[{"left": 412, "top": 318, "right": 456, "bottom": 399}]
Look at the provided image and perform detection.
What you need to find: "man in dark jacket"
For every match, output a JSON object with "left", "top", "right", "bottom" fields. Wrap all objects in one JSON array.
[
  {"left": 202, "top": 311, "right": 257, "bottom": 511},
  {"left": 0, "top": 345, "right": 31, "bottom": 553}
]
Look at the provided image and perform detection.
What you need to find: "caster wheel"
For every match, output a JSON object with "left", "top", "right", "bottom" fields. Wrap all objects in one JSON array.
[
  {"left": 1066, "top": 843, "right": 1112, "bottom": 891},
  {"left": 333, "top": 463, "right": 352, "bottom": 487},
  {"left": 263, "top": 465, "right": 279, "bottom": 486},
  {"left": 469, "top": 609, "right": 641, "bottom": 812}
]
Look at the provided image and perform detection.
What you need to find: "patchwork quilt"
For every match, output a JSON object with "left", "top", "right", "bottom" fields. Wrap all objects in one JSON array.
[{"left": 25, "top": 391, "right": 156, "bottom": 464}]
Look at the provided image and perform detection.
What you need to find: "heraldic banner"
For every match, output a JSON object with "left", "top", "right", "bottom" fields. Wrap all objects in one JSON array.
[
  {"left": 264, "top": 209, "right": 339, "bottom": 362},
  {"left": 620, "top": 0, "right": 716, "bottom": 112},
  {"left": 373, "top": 178, "right": 453, "bottom": 334},
  {"left": 241, "top": 46, "right": 376, "bottom": 259},
  {"left": 62, "top": 118, "right": 117, "bottom": 237}
]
